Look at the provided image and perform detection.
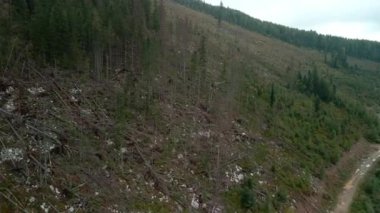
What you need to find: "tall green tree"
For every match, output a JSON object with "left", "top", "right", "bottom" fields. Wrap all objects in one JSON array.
[
  {"left": 270, "top": 84, "right": 275, "bottom": 108},
  {"left": 240, "top": 179, "right": 256, "bottom": 210},
  {"left": 217, "top": 1, "right": 223, "bottom": 26},
  {"left": 199, "top": 35, "right": 207, "bottom": 95}
]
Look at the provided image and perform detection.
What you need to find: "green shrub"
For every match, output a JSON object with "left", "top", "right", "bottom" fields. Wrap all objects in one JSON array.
[
  {"left": 365, "top": 129, "right": 380, "bottom": 143},
  {"left": 240, "top": 179, "right": 256, "bottom": 210}
]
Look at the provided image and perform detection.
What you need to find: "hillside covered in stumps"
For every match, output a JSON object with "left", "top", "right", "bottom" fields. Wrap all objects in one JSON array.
[{"left": 1, "top": 0, "right": 380, "bottom": 212}]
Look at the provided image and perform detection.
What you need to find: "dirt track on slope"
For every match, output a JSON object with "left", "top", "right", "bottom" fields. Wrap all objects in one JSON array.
[{"left": 333, "top": 145, "right": 380, "bottom": 213}]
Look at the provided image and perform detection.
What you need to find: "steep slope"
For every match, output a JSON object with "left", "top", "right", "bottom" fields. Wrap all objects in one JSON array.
[{"left": 1, "top": 0, "right": 380, "bottom": 212}]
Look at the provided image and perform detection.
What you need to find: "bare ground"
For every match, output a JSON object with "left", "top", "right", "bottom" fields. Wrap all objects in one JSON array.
[
  {"left": 333, "top": 144, "right": 380, "bottom": 213},
  {"left": 295, "top": 140, "right": 377, "bottom": 213}
]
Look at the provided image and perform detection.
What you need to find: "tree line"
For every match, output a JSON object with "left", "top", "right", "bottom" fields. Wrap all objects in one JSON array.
[
  {"left": 0, "top": 0, "right": 163, "bottom": 79},
  {"left": 174, "top": 0, "right": 380, "bottom": 63}
]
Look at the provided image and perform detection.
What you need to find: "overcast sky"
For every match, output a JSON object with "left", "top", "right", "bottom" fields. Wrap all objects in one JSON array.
[{"left": 204, "top": 0, "right": 380, "bottom": 42}]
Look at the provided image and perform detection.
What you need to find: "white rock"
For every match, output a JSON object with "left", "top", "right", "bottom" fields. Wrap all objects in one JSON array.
[
  {"left": 0, "top": 148, "right": 23, "bottom": 163},
  {"left": 120, "top": 147, "right": 128, "bottom": 154},
  {"left": 211, "top": 206, "right": 223, "bottom": 213},
  {"left": 40, "top": 202, "right": 50, "bottom": 213},
  {"left": 235, "top": 165, "right": 242, "bottom": 172},
  {"left": 3, "top": 99, "right": 16, "bottom": 112},
  {"left": 191, "top": 194, "right": 199, "bottom": 209},
  {"left": 199, "top": 130, "right": 211, "bottom": 138},
  {"left": 106, "top": 139, "right": 114, "bottom": 146},
  {"left": 225, "top": 165, "right": 244, "bottom": 183},
  {"left": 159, "top": 195, "right": 169, "bottom": 203},
  {"left": 27, "top": 87, "right": 46, "bottom": 95},
  {"left": 81, "top": 109, "right": 92, "bottom": 115},
  {"left": 70, "top": 88, "right": 82, "bottom": 94},
  {"left": 5, "top": 86, "right": 14, "bottom": 94},
  {"left": 70, "top": 96, "right": 78, "bottom": 103},
  {"left": 38, "top": 140, "right": 57, "bottom": 154},
  {"left": 29, "top": 196, "right": 36, "bottom": 203}
]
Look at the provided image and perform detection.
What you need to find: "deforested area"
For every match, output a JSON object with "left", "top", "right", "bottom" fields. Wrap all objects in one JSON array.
[{"left": 1, "top": 0, "right": 380, "bottom": 212}]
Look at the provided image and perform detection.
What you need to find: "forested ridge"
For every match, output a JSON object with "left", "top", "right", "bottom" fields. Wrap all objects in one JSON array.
[
  {"left": 174, "top": 0, "right": 380, "bottom": 63},
  {"left": 0, "top": 0, "right": 163, "bottom": 78}
]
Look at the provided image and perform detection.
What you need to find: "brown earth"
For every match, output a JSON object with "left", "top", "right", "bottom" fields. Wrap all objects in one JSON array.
[
  {"left": 295, "top": 140, "right": 378, "bottom": 213},
  {"left": 333, "top": 144, "right": 380, "bottom": 213}
]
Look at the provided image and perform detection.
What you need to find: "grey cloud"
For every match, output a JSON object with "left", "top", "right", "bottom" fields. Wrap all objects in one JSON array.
[{"left": 205, "top": 0, "right": 380, "bottom": 41}]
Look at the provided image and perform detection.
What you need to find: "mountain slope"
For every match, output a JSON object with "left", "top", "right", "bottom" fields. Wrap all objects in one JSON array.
[
  {"left": 174, "top": 0, "right": 380, "bottom": 63},
  {"left": 0, "top": 0, "right": 380, "bottom": 212}
]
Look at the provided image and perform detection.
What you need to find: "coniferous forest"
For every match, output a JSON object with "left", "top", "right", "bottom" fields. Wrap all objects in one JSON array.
[{"left": 0, "top": 0, "right": 162, "bottom": 77}]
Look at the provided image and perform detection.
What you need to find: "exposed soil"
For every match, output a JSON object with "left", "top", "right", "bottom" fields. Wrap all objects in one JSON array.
[
  {"left": 333, "top": 144, "right": 380, "bottom": 213},
  {"left": 295, "top": 140, "right": 377, "bottom": 213}
]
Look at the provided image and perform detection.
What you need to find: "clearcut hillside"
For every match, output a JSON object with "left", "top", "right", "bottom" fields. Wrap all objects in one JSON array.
[{"left": 0, "top": 0, "right": 380, "bottom": 212}]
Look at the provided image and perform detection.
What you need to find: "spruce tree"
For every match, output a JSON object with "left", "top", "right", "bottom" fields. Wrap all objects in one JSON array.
[
  {"left": 240, "top": 179, "right": 255, "bottom": 210},
  {"left": 217, "top": 1, "right": 223, "bottom": 26},
  {"left": 270, "top": 84, "right": 275, "bottom": 108},
  {"left": 199, "top": 35, "right": 207, "bottom": 95}
]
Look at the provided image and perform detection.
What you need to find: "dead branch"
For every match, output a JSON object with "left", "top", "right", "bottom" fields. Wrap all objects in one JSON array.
[
  {"left": 27, "top": 154, "right": 49, "bottom": 171},
  {"left": 128, "top": 131, "right": 186, "bottom": 208},
  {"left": 52, "top": 89, "right": 70, "bottom": 109},
  {"left": 5, "top": 119, "right": 24, "bottom": 142},
  {"left": 4, "top": 42, "right": 15, "bottom": 74},
  {"left": 47, "top": 201, "right": 59, "bottom": 213},
  {"left": 0, "top": 108, "right": 19, "bottom": 119},
  {"left": 48, "top": 112, "right": 73, "bottom": 124},
  {"left": 25, "top": 124, "right": 62, "bottom": 146},
  {"left": 90, "top": 97, "right": 110, "bottom": 120},
  {"left": 3, "top": 188, "right": 24, "bottom": 208},
  {"left": 30, "top": 67, "right": 70, "bottom": 109},
  {"left": 0, "top": 191, "right": 27, "bottom": 213}
]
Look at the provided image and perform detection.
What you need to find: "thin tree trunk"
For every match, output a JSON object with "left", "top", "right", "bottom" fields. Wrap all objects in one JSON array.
[
  {"left": 9, "top": 0, "right": 12, "bottom": 24},
  {"left": 93, "top": 42, "right": 103, "bottom": 80},
  {"left": 124, "top": 42, "right": 128, "bottom": 71}
]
